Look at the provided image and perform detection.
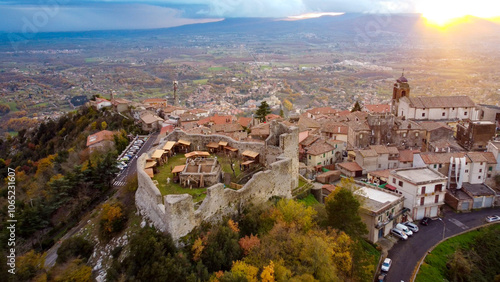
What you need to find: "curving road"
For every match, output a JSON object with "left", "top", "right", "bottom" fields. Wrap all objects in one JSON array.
[{"left": 385, "top": 206, "right": 500, "bottom": 282}]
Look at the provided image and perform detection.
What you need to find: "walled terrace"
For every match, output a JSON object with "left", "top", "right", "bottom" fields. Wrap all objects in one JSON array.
[{"left": 135, "top": 121, "right": 300, "bottom": 241}]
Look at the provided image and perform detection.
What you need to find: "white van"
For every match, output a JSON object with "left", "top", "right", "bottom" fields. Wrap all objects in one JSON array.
[{"left": 396, "top": 223, "right": 413, "bottom": 236}]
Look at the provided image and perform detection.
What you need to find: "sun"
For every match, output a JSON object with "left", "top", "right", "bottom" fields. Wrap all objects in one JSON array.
[{"left": 417, "top": 0, "right": 500, "bottom": 28}]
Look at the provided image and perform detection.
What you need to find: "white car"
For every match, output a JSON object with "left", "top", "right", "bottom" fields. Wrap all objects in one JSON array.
[
  {"left": 390, "top": 228, "right": 408, "bottom": 240},
  {"left": 403, "top": 221, "right": 419, "bottom": 233},
  {"left": 381, "top": 258, "right": 392, "bottom": 272},
  {"left": 485, "top": 215, "right": 500, "bottom": 223}
]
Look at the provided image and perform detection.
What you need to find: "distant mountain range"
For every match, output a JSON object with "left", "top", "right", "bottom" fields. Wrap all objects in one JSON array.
[{"left": 1, "top": 13, "right": 500, "bottom": 49}]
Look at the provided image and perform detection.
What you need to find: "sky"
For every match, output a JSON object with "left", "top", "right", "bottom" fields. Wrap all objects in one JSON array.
[{"left": 0, "top": 0, "right": 498, "bottom": 32}]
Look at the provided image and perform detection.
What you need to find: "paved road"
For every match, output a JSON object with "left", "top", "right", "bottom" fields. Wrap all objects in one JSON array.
[
  {"left": 386, "top": 207, "right": 500, "bottom": 282},
  {"left": 113, "top": 132, "right": 158, "bottom": 186}
]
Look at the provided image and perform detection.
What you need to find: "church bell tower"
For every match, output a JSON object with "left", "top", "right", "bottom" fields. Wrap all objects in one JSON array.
[{"left": 391, "top": 71, "right": 410, "bottom": 116}]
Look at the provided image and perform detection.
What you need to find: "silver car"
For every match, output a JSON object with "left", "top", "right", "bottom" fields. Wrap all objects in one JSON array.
[
  {"left": 403, "top": 221, "right": 419, "bottom": 233},
  {"left": 390, "top": 228, "right": 408, "bottom": 240}
]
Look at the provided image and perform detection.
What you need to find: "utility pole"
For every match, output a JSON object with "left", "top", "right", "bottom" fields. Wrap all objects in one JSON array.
[{"left": 173, "top": 80, "right": 179, "bottom": 106}]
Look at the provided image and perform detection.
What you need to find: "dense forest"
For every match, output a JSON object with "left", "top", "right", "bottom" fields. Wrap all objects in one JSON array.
[{"left": 0, "top": 106, "right": 134, "bottom": 260}]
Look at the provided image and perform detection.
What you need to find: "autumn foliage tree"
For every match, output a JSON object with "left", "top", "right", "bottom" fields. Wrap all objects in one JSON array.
[{"left": 99, "top": 202, "right": 127, "bottom": 239}]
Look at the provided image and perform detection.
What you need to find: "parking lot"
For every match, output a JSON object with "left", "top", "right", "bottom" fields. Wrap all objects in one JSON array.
[{"left": 113, "top": 133, "right": 158, "bottom": 186}]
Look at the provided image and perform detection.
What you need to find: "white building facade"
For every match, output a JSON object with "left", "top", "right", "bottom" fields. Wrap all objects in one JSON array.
[{"left": 389, "top": 167, "right": 447, "bottom": 220}]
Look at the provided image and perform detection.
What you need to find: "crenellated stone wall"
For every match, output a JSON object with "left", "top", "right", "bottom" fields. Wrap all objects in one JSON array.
[{"left": 135, "top": 122, "right": 299, "bottom": 241}]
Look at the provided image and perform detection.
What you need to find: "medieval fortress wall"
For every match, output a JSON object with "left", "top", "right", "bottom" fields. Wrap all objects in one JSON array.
[{"left": 135, "top": 122, "right": 299, "bottom": 240}]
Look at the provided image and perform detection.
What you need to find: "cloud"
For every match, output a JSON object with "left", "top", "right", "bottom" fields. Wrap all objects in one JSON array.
[
  {"left": 0, "top": 3, "right": 222, "bottom": 32},
  {"left": 0, "top": 0, "right": 423, "bottom": 32}
]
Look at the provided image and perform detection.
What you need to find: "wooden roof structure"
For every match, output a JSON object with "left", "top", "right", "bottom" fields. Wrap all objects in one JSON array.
[
  {"left": 206, "top": 142, "right": 219, "bottom": 148},
  {"left": 177, "top": 139, "right": 191, "bottom": 146},
  {"left": 163, "top": 141, "right": 176, "bottom": 151},
  {"left": 242, "top": 150, "right": 259, "bottom": 159},
  {"left": 144, "top": 160, "right": 157, "bottom": 169},
  {"left": 241, "top": 160, "right": 255, "bottom": 165},
  {"left": 172, "top": 165, "right": 186, "bottom": 174},
  {"left": 225, "top": 146, "right": 238, "bottom": 152},
  {"left": 151, "top": 149, "right": 165, "bottom": 159},
  {"left": 218, "top": 141, "right": 228, "bottom": 146},
  {"left": 185, "top": 151, "right": 211, "bottom": 159}
]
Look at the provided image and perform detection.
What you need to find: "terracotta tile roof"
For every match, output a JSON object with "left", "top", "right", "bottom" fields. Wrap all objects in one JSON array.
[
  {"left": 86, "top": 130, "right": 115, "bottom": 147},
  {"left": 112, "top": 98, "right": 132, "bottom": 105},
  {"left": 141, "top": 113, "right": 164, "bottom": 124},
  {"left": 185, "top": 126, "right": 212, "bottom": 135},
  {"left": 197, "top": 114, "right": 234, "bottom": 126},
  {"left": 250, "top": 123, "right": 270, "bottom": 136},
  {"left": 338, "top": 162, "right": 363, "bottom": 172},
  {"left": 358, "top": 149, "right": 378, "bottom": 158},
  {"left": 467, "top": 152, "right": 497, "bottom": 164},
  {"left": 387, "top": 147, "right": 400, "bottom": 155},
  {"left": 364, "top": 104, "right": 390, "bottom": 113},
  {"left": 300, "top": 135, "right": 320, "bottom": 146},
  {"left": 369, "top": 145, "right": 389, "bottom": 154},
  {"left": 143, "top": 98, "right": 167, "bottom": 104},
  {"left": 419, "top": 152, "right": 470, "bottom": 164},
  {"left": 398, "top": 150, "right": 415, "bottom": 162},
  {"left": 266, "top": 114, "right": 282, "bottom": 121},
  {"left": 306, "top": 139, "right": 335, "bottom": 156},
  {"left": 418, "top": 121, "right": 452, "bottom": 132},
  {"left": 298, "top": 116, "right": 320, "bottom": 129},
  {"left": 408, "top": 96, "right": 475, "bottom": 109},
  {"left": 346, "top": 120, "right": 370, "bottom": 131},
  {"left": 320, "top": 121, "right": 348, "bottom": 134},
  {"left": 212, "top": 123, "right": 243, "bottom": 133},
  {"left": 237, "top": 116, "right": 253, "bottom": 128},
  {"left": 306, "top": 107, "right": 337, "bottom": 115}
]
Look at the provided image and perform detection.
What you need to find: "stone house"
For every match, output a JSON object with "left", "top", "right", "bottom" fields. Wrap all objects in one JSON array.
[
  {"left": 86, "top": 130, "right": 115, "bottom": 153},
  {"left": 418, "top": 121, "right": 454, "bottom": 152},
  {"left": 140, "top": 113, "right": 164, "bottom": 132},
  {"left": 456, "top": 120, "right": 496, "bottom": 151}
]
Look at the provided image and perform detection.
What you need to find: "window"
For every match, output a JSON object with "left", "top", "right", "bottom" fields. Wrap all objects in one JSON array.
[
  {"left": 398, "top": 181, "right": 403, "bottom": 187},
  {"left": 420, "top": 197, "right": 425, "bottom": 206},
  {"left": 480, "top": 162, "right": 483, "bottom": 165},
  {"left": 439, "top": 164, "right": 443, "bottom": 168},
  {"left": 489, "top": 167, "right": 493, "bottom": 171},
  {"left": 323, "top": 153, "right": 325, "bottom": 158},
  {"left": 435, "top": 184, "right": 442, "bottom": 192},
  {"left": 392, "top": 178, "right": 396, "bottom": 184},
  {"left": 378, "top": 164, "right": 381, "bottom": 168},
  {"left": 403, "top": 132, "right": 407, "bottom": 137},
  {"left": 378, "top": 215, "right": 382, "bottom": 222},
  {"left": 452, "top": 107, "right": 455, "bottom": 110},
  {"left": 359, "top": 134, "right": 363, "bottom": 139},
  {"left": 415, "top": 132, "right": 419, "bottom": 137},
  {"left": 421, "top": 186, "right": 426, "bottom": 194},
  {"left": 464, "top": 111, "right": 468, "bottom": 115},
  {"left": 422, "top": 113, "right": 425, "bottom": 117},
  {"left": 478, "top": 176, "right": 481, "bottom": 179},
  {"left": 434, "top": 164, "right": 437, "bottom": 168},
  {"left": 442, "top": 112, "right": 445, "bottom": 116},
  {"left": 465, "top": 169, "right": 469, "bottom": 173},
  {"left": 479, "top": 169, "right": 482, "bottom": 173},
  {"left": 308, "top": 155, "right": 311, "bottom": 160},
  {"left": 435, "top": 195, "right": 439, "bottom": 203}
]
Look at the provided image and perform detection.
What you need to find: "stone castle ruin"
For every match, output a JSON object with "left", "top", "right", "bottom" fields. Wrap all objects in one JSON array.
[{"left": 135, "top": 121, "right": 299, "bottom": 241}]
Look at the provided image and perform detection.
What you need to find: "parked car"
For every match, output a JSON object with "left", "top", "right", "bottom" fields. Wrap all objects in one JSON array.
[
  {"left": 390, "top": 228, "right": 408, "bottom": 240},
  {"left": 421, "top": 217, "right": 431, "bottom": 226},
  {"left": 485, "top": 215, "right": 500, "bottom": 223},
  {"left": 381, "top": 258, "right": 392, "bottom": 272},
  {"left": 132, "top": 145, "right": 140, "bottom": 150},
  {"left": 396, "top": 223, "right": 413, "bottom": 236},
  {"left": 403, "top": 222, "right": 419, "bottom": 233},
  {"left": 378, "top": 272, "right": 387, "bottom": 282}
]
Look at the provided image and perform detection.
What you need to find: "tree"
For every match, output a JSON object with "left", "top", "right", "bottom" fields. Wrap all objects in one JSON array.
[
  {"left": 57, "top": 236, "right": 94, "bottom": 264},
  {"left": 99, "top": 202, "right": 127, "bottom": 239},
  {"left": 101, "top": 121, "right": 108, "bottom": 130},
  {"left": 255, "top": 101, "right": 271, "bottom": 122},
  {"left": 325, "top": 180, "right": 367, "bottom": 238},
  {"left": 201, "top": 222, "right": 242, "bottom": 272},
  {"left": 351, "top": 101, "right": 362, "bottom": 112}
]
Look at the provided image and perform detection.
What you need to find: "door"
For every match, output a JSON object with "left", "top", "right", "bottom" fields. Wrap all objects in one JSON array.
[
  {"left": 378, "top": 228, "right": 384, "bottom": 239},
  {"left": 416, "top": 208, "right": 425, "bottom": 220},
  {"left": 430, "top": 206, "right": 438, "bottom": 217},
  {"left": 484, "top": 197, "right": 493, "bottom": 208},
  {"left": 461, "top": 202, "right": 470, "bottom": 211}
]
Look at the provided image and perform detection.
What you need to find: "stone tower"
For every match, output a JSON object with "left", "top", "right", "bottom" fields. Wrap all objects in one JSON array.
[{"left": 391, "top": 73, "right": 410, "bottom": 116}]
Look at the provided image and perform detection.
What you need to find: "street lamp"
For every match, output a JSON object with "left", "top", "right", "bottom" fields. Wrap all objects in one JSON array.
[{"left": 438, "top": 218, "right": 446, "bottom": 240}]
